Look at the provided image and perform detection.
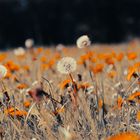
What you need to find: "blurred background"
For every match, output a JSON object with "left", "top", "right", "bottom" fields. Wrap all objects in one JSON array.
[{"left": 0, "top": 0, "right": 140, "bottom": 48}]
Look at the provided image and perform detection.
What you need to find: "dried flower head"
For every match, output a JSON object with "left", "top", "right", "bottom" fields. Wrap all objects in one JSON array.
[
  {"left": 14, "top": 47, "right": 25, "bottom": 56},
  {"left": 76, "top": 35, "right": 91, "bottom": 48},
  {"left": 0, "top": 65, "right": 7, "bottom": 79},
  {"left": 57, "top": 57, "right": 77, "bottom": 74},
  {"left": 25, "top": 39, "right": 34, "bottom": 48}
]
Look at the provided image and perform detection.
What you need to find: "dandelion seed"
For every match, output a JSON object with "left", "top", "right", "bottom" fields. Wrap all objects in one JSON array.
[
  {"left": 57, "top": 57, "right": 77, "bottom": 74},
  {"left": 0, "top": 65, "right": 7, "bottom": 79},
  {"left": 25, "top": 39, "right": 34, "bottom": 49},
  {"left": 76, "top": 35, "right": 91, "bottom": 48}
]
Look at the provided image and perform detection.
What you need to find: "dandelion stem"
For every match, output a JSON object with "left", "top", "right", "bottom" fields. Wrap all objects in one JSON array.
[{"left": 69, "top": 73, "right": 77, "bottom": 94}]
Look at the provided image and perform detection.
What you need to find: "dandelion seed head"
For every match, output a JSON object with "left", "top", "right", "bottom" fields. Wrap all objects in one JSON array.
[
  {"left": 76, "top": 35, "right": 91, "bottom": 48},
  {"left": 0, "top": 65, "right": 7, "bottom": 79},
  {"left": 56, "top": 44, "right": 64, "bottom": 51},
  {"left": 25, "top": 39, "right": 34, "bottom": 48},
  {"left": 57, "top": 57, "right": 77, "bottom": 74},
  {"left": 14, "top": 47, "right": 25, "bottom": 56}
]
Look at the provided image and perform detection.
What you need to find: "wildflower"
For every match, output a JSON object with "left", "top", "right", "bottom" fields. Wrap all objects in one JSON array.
[
  {"left": 59, "top": 79, "right": 71, "bottom": 90},
  {"left": 105, "top": 58, "right": 115, "bottom": 65},
  {"left": 0, "top": 53, "right": 7, "bottom": 62},
  {"left": 36, "top": 47, "right": 43, "bottom": 54},
  {"left": 53, "top": 106, "right": 65, "bottom": 115},
  {"left": 78, "top": 82, "right": 90, "bottom": 90},
  {"left": 98, "top": 98, "right": 103, "bottom": 110},
  {"left": 5, "top": 107, "right": 27, "bottom": 117},
  {"left": 14, "top": 47, "right": 25, "bottom": 56},
  {"left": 127, "top": 91, "right": 140, "bottom": 101},
  {"left": 117, "top": 96, "right": 123, "bottom": 109},
  {"left": 54, "top": 52, "right": 61, "bottom": 60},
  {"left": 90, "top": 57, "right": 97, "bottom": 63},
  {"left": 108, "top": 70, "right": 117, "bottom": 79},
  {"left": 40, "top": 56, "right": 47, "bottom": 63},
  {"left": 22, "top": 65, "right": 30, "bottom": 71},
  {"left": 127, "top": 52, "right": 137, "bottom": 60},
  {"left": 107, "top": 131, "right": 140, "bottom": 140},
  {"left": 25, "top": 39, "right": 34, "bottom": 49},
  {"left": 127, "top": 66, "right": 137, "bottom": 81},
  {"left": 90, "top": 63, "right": 104, "bottom": 74},
  {"left": 47, "top": 59, "right": 55, "bottom": 69},
  {"left": 4, "top": 61, "right": 20, "bottom": 72},
  {"left": 76, "top": 35, "right": 91, "bottom": 48},
  {"left": 4, "top": 70, "right": 12, "bottom": 78},
  {"left": 17, "top": 83, "right": 28, "bottom": 89},
  {"left": 136, "top": 111, "right": 140, "bottom": 122},
  {"left": 10, "top": 110, "right": 27, "bottom": 117},
  {"left": 115, "top": 52, "right": 124, "bottom": 61},
  {"left": 57, "top": 57, "right": 77, "bottom": 74},
  {"left": 24, "top": 101, "right": 31, "bottom": 108},
  {"left": 0, "top": 65, "right": 7, "bottom": 79}
]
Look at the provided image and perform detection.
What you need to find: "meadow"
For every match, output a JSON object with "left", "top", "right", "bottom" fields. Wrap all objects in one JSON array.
[{"left": 0, "top": 37, "right": 140, "bottom": 140}]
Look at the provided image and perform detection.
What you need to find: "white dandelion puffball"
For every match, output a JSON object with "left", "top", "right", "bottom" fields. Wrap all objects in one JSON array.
[
  {"left": 56, "top": 44, "right": 64, "bottom": 51},
  {"left": 76, "top": 35, "right": 91, "bottom": 48},
  {"left": 57, "top": 57, "right": 77, "bottom": 74},
  {"left": 14, "top": 47, "right": 25, "bottom": 56},
  {"left": 25, "top": 39, "right": 34, "bottom": 48},
  {"left": 0, "top": 65, "right": 7, "bottom": 79}
]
